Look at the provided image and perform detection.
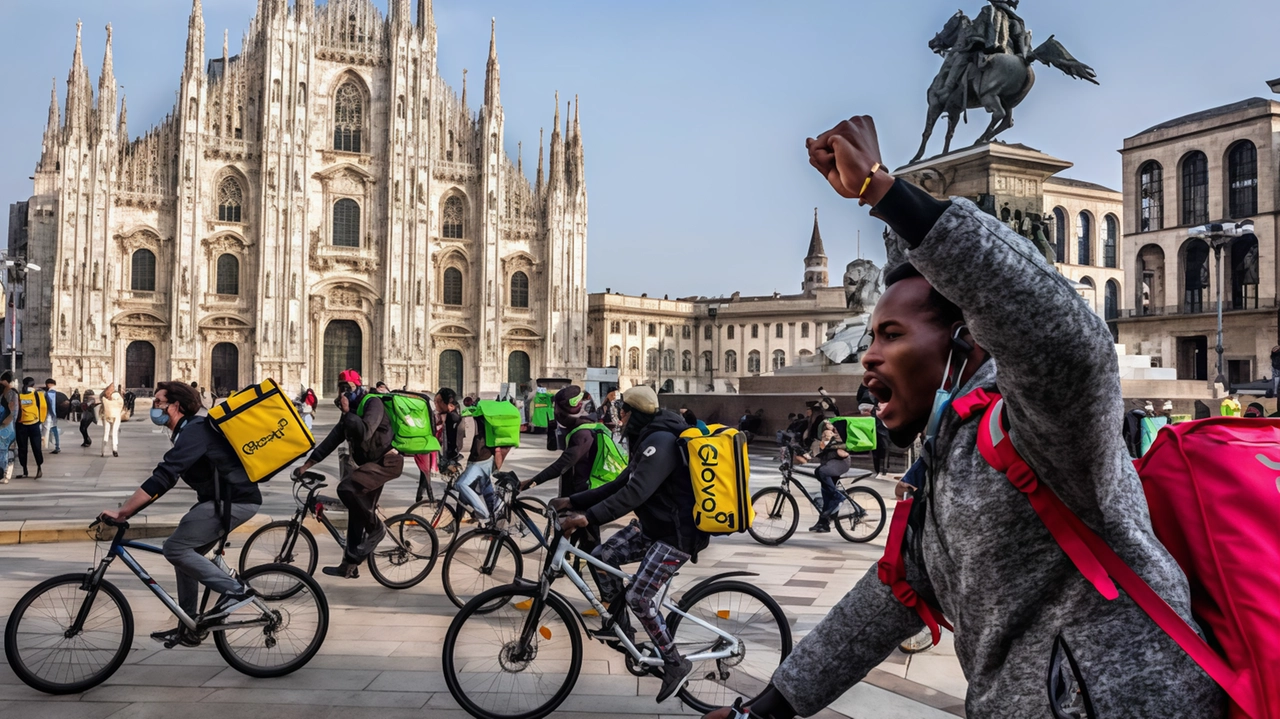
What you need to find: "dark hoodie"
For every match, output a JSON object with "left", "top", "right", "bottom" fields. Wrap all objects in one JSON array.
[
  {"left": 568, "top": 408, "right": 707, "bottom": 557},
  {"left": 528, "top": 415, "right": 599, "bottom": 496}
]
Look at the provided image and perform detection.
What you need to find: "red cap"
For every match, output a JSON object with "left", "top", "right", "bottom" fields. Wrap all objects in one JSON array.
[{"left": 338, "top": 369, "right": 363, "bottom": 387}]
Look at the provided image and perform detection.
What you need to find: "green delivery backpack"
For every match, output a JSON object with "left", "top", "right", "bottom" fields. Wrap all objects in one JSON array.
[
  {"left": 461, "top": 400, "right": 522, "bottom": 448},
  {"left": 357, "top": 391, "right": 441, "bottom": 455},
  {"left": 829, "top": 416, "right": 877, "bottom": 452},
  {"left": 566, "top": 423, "right": 628, "bottom": 489}
]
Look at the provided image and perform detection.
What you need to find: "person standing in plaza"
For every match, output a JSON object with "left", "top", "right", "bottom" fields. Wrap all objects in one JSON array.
[
  {"left": 298, "top": 388, "right": 317, "bottom": 432},
  {"left": 100, "top": 384, "right": 124, "bottom": 458},
  {"left": 0, "top": 373, "right": 18, "bottom": 483},
  {"left": 599, "top": 388, "right": 621, "bottom": 436},
  {"left": 15, "top": 377, "right": 47, "bottom": 478},
  {"left": 1220, "top": 393, "right": 1242, "bottom": 417},
  {"left": 78, "top": 389, "right": 97, "bottom": 447},
  {"left": 43, "top": 379, "right": 61, "bottom": 455}
]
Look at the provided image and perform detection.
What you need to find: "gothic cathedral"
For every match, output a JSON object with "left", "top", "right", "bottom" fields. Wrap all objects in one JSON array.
[{"left": 21, "top": 0, "right": 588, "bottom": 397}]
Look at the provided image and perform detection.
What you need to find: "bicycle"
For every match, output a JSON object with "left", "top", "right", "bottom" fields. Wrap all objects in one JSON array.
[
  {"left": 4, "top": 515, "right": 328, "bottom": 695},
  {"left": 747, "top": 443, "right": 887, "bottom": 545},
  {"left": 409, "top": 466, "right": 551, "bottom": 557},
  {"left": 439, "top": 471, "right": 556, "bottom": 610},
  {"left": 238, "top": 470, "right": 439, "bottom": 589},
  {"left": 442, "top": 507, "right": 793, "bottom": 719}
]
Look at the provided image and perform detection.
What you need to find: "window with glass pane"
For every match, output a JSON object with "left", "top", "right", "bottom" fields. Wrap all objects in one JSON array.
[
  {"left": 724, "top": 350, "right": 737, "bottom": 372},
  {"left": 1103, "top": 215, "right": 1118, "bottom": 268},
  {"left": 1053, "top": 207, "right": 1067, "bottom": 263},
  {"left": 682, "top": 351, "right": 692, "bottom": 372},
  {"left": 1183, "top": 239, "right": 1210, "bottom": 313},
  {"left": 510, "top": 271, "right": 529, "bottom": 308},
  {"left": 727, "top": 325, "right": 735, "bottom": 340},
  {"left": 747, "top": 350, "right": 761, "bottom": 374},
  {"left": 801, "top": 323, "right": 809, "bottom": 338},
  {"left": 1231, "top": 236, "right": 1259, "bottom": 309},
  {"left": 682, "top": 326, "right": 691, "bottom": 339},
  {"left": 131, "top": 249, "right": 156, "bottom": 292},
  {"left": 609, "top": 346, "right": 621, "bottom": 367},
  {"left": 1181, "top": 152, "right": 1209, "bottom": 226},
  {"left": 648, "top": 323, "right": 656, "bottom": 337},
  {"left": 702, "top": 351, "right": 713, "bottom": 372},
  {"left": 646, "top": 349, "right": 658, "bottom": 372},
  {"left": 443, "top": 267, "right": 463, "bottom": 305},
  {"left": 775, "top": 324, "right": 783, "bottom": 338},
  {"left": 663, "top": 350, "right": 675, "bottom": 372},
  {"left": 442, "top": 196, "right": 464, "bottom": 238},
  {"left": 1228, "top": 142, "right": 1258, "bottom": 219},
  {"left": 217, "top": 177, "right": 242, "bottom": 222},
  {"left": 628, "top": 347, "right": 639, "bottom": 370},
  {"left": 332, "top": 199, "right": 360, "bottom": 247},
  {"left": 216, "top": 254, "right": 239, "bottom": 295},
  {"left": 610, "top": 321, "right": 620, "bottom": 333},
  {"left": 1077, "top": 212, "right": 1092, "bottom": 266},
  {"left": 703, "top": 325, "right": 712, "bottom": 340},
  {"left": 1104, "top": 280, "right": 1119, "bottom": 320},
  {"left": 1139, "top": 161, "right": 1163, "bottom": 232},
  {"left": 772, "top": 350, "right": 786, "bottom": 370},
  {"left": 333, "top": 81, "right": 363, "bottom": 153},
  {"left": 629, "top": 322, "right": 637, "bottom": 335},
  {"left": 751, "top": 324, "right": 758, "bottom": 339}
]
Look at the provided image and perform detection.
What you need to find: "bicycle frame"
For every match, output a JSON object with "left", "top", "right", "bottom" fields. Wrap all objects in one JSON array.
[{"left": 773, "top": 445, "right": 871, "bottom": 515}]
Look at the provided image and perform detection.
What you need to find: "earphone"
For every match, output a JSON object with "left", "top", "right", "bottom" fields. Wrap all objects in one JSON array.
[{"left": 951, "top": 324, "right": 973, "bottom": 354}]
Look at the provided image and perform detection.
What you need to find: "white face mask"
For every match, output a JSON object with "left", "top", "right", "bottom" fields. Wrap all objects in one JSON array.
[{"left": 924, "top": 327, "right": 970, "bottom": 443}]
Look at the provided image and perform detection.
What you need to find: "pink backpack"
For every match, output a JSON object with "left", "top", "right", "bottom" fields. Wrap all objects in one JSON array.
[{"left": 941, "top": 389, "right": 1279, "bottom": 718}]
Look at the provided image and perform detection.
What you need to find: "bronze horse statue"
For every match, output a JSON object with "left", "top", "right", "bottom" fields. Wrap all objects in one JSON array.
[{"left": 909, "top": 10, "right": 1098, "bottom": 164}]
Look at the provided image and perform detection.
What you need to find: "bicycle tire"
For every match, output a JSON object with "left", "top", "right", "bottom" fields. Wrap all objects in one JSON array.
[
  {"left": 366, "top": 513, "right": 440, "bottom": 589},
  {"left": 237, "top": 520, "right": 318, "bottom": 577},
  {"left": 442, "top": 584, "right": 583, "bottom": 719},
  {"left": 834, "top": 486, "right": 887, "bottom": 543},
  {"left": 442, "top": 529, "right": 523, "bottom": 611},
  {"left": 510, "top": 497, "right": 552, "bottom": 555},
  {"left": 409, "top": 497, "right": 462, "bottom": 548},
  {"left": 4, "top": 573, "right": 134, "bottom": 695},
  {"left": 900, "top": 626, "right": 934, "bottom": 654},
  {"left": 668, "top": 579, "right": 793, "bottom": 713},
  {"left": 747, "top": 487, "right": 799, "bottom": 546},
  {"left": 214, "top": 563, "right": 328, "bottom": 678}
]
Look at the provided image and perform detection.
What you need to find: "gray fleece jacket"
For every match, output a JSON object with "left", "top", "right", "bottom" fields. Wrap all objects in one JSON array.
[{"left": 770, "top": 193, "right": 1224, "bottom": 717}]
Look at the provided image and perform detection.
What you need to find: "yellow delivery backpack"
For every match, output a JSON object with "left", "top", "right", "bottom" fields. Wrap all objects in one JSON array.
[
  {"left": 679, "top": 424, "right": 753, "bottom": 534},
  {"left": 207, "top": 379, "right": 315, "bottom": 482}
]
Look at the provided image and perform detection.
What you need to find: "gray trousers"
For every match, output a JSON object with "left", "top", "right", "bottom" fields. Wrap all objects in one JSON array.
[{"left": 162, "top": 501, "right": 258, "bottom": 616}]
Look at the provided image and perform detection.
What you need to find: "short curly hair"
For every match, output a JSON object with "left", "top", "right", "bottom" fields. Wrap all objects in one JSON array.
[{"left": 155, "top": 381, "right": 202, "bottom": 417}]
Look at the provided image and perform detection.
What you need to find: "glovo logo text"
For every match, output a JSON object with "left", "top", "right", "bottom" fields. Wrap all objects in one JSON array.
[
  {"left": 243, "top": 419, "right": 290, "bottom": 455},
  {"left": 696, "top": 442, "right": 735, "bottom": 529}
]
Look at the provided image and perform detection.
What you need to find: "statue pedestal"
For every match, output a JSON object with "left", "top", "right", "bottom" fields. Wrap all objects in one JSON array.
[{"left": 895, "top": 143, "right": 1072, "bottom": 228}]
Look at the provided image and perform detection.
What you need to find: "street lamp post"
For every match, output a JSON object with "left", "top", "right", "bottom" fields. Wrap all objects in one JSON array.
[
  {"left": 2, "top": 257, "right": 41, "bottom": 375},
  {"left": 1188, "top": 220, "right": 1253, "bottom": 388}
]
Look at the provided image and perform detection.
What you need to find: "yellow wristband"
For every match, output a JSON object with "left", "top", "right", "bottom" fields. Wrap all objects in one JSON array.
[{"left": 858, "top": 162, "right": 882, "bottom": 198}]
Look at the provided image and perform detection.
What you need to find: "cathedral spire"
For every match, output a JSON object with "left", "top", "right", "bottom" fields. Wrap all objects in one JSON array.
[
  {"left": 222, "top": 28, "right": 229, "bottom": 64},
  {"left": 185, "top": 0, "right": 205, "bottom": 76},
  {"left": 571, "top": 95, "right": 584, "bottom": 185},
  {"left": 118, "top": 94, "right": 128, "bottom": 143},
  {"left": 38, "top": 78, "right": 60, "bottom": 172},
  {"left": 483, "top": 18, "right": 499, "bottom": 108},
  {"left": 535, "top": 127, "right": 545, "bottom": 196},
  {"left": 460, "top": 68, "right": 468, "bottom": 111},
  {"left": 45, "top": 78, "right": 60, "bottom": 139},
  {"left": 64, "top": 21, "right": 92, "bottom": 135},
  {"left": 392, "top": 0, "right": 412, "bottom": 29},
  {"left": 517, "top": 141, "right": 523, "bottom": 177},
  {"left": 417, "top": 0, "right": 435, "bottom": 41},
  {"left": 548, "top": 92, "right": 564, "bottom": 191},
  {"left": 97, "top": 23, "right": 117, "bottom": 135}
]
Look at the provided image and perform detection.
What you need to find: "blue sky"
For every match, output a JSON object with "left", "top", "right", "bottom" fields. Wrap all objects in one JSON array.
[{"left": 2, "top": 0, "right": 1277, "bottom": 298}]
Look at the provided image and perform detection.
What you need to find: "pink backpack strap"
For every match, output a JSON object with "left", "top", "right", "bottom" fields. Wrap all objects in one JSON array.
[
  {"left": 878, "top": 497, "right": 953, "bottom": 645},
  {"left": 972, "top": 391, "right": 1260, "bottom": 717}
]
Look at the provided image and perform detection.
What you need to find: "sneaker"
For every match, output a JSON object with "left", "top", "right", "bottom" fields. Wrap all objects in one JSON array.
[
  {"left": 206, "top": 586, "right": 254, "bottom": 619},
  {"left": 655, "top": 658, "right": 694, "bottom": 703},
  {"left": 150, "top": 625, "right": 206, "bottom": 648},
  {"left": 355, "top": 523, "right": 387, "bottom": 557},
  {"left": 808, "top": 519, "right": 831, "bottom": 533},
  {"left": 321, "top": 563, "right": 360, "bottom": 579},
  {"left": 51, "top": 449, "right": 60, "bottom": 455}
]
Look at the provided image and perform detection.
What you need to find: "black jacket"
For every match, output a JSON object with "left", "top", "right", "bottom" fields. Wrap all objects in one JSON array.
[
  {"left": 569, "top": 410, "right": 708, "bottom": 557},
  {"left": 141, "top": 416, "right": 261, "bottom": 506},
  {"left": 529, "top": 418, "right": 599, "bottom": 496},
  {"left": 309, "top": 393, "right": 393, "bottom": 466}
]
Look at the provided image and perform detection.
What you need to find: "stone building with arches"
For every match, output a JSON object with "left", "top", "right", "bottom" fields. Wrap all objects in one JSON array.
[
  {"left": 1042, "top": 177, "right": 1126, "bottom": 335},
  {"left": 13, "top": 0, "right": 587, "bottom": 397},
  {"left": 1114, "top": 93, "right": 1279, "bottom": 387}
]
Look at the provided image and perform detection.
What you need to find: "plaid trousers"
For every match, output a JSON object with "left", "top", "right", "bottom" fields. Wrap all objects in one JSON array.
[{"left": 591, "top": 520, "right": 690, "bottom": 663}]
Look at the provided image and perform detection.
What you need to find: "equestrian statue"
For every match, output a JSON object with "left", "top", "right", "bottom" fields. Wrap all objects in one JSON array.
[{"left": 910, "top": 0, "right": 1099, "bottom": 164}]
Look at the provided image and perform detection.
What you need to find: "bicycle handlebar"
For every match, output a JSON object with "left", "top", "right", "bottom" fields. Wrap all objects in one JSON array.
[{"left": 293, "top": 470, "right": 328, "bottom": 485}]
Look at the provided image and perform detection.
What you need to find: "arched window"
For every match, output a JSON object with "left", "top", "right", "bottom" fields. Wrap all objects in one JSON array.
[
  {"left": 1181, "top": 151, "right": 1209, "bottom": 226},
  {"left": 1138, "top": 244, "right": 1165, "bottom": 316},
  {"left": 1103, "top": 215, "right": 1118, "bottom": 268},
  {"left": 215, "top": 253, "right": 239, "bottom": 295},
  {"left": 681, "top": 350, "right": 692, "bottom": 372},
  {"left": 751, "top": 324, "right": 759, "bottom": 339},
  {"left": 628, "top": 321, "right": 637, "bottom": 335},
  {"left": 439, "top": 350, "right": 463, "bottom": 392},
  {"left": 801, "top": 322, "right": 810, "bottom": 339},
  {"left": 747, "top": 350, "right": 761, "bottom": 374},
  {"left": 131, "top": 249, "right": 156, "bottom": 292},
  {"left": 628, "top": 347, "right": 640, "bottom": 371},
  {"left": 727, "top": 325, "right": 735, "bottom": 340},
  {"left": 332, "top": 198, "right": 360, "bottom": 247},
  {"left": 443, "top": 267, "right": 463, "bottom": 305},
  {"left": 662, "top": 349, "right": 676, "bottom": 372},
  {"left": 703, "top": 324, "right": 712, "bottom": 341},
  {"left": 1228, "top": 141, "right": 1258, "bottom": 218},
  {"left": 609, "top": 320, "right": 620, "bottom": 334},
  {"left": 1182, "top": 239, "right": 1210, "bottom": 313},
  {"left": 1231, "top": 235, "right": 1260, "bottom": 309},
  {"left": 646, "top": 348, "right": 659, "bottom": 372},
  {"left": 724, "top": 350, "right": 738, "bottom": 373},
  {"left": 799, "top": 349, "right": 814, "bottom": 358},
  {"left": 442, "top": 195, "right": 465, "bottom": 238},
  {"left": 702, "top": 351, "right": 713, "bottom": 372},
  {"left": 1077, "top": 212, "right": 1092, "bottom": 266},
  {"left": 510, "top": 271, "right": 529, "bottom": 308},
  {"left": 1052, "top": 207, "right": 1067, "bottom": 263},
  {"left": 1104, "top": 280, "right": 1119, "bottom": 321},
  {"left": 772, "top": 350, "right": 786, "bottom": 370},
  {"left": 1139, "top": 161, "right": 1164, "bottom": 232},
  {"left": 333, "top": 81, "right": 363, "bottom": 153},
  {"left": 609, "top": 346, "right": 621, "bottom": 368},
  {"left": 217, "top": 176, "right": 243, "bottom": 222}
]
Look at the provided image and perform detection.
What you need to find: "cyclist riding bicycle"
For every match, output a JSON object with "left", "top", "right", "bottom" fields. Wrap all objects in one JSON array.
[
  {"left": 99, "top": 381, "right": 260, "bottom": 648},
  {"left": 521, "top": 385, "right": 603, "bottom": 551},
  {"left": 553, "top": 385, "right": 706, "bottom": 703},
  {"left": 441, "top": 387, "right": 508, "bottom": 523},
  {"left": 294, "top": 369, "right": 403, "bottom": 579}
]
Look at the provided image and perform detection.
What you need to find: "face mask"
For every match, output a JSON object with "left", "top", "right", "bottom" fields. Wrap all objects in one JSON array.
[
  {"left": 149, "top": 407, "right": 170, "bottom": 426},
  {"left": 923, "top": 329, "right": 970, "bottom": 443}
]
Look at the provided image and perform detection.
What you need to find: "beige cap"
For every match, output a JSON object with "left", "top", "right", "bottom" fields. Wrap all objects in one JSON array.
[
  {"left": 621, "top": 385, "right": 660, "bottom": 414},
  {"left": 1162, "top": 400, "right": 1174, "bottom": 412}
]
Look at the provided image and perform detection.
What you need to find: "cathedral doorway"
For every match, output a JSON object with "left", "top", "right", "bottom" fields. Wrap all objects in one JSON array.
[
  {"left": 211, "top": 343, "right": 239, "bottom": 396},
  {"left": 507, "top": 351, "right": 531, "bottom": 394},
  {"left": 439, "top": 350, "right": 463, "bottom": 393},
  {"left": 323, "top": 320, "right": 363, "bottom": 395},
  {"left": 125, "top": 341, "right": 155, "bottom": 391}
]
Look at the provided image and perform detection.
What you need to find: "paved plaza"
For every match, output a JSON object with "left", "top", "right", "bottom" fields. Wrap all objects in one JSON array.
[{"left": 0, "top": 407, "right": 966, "bottom": 718}]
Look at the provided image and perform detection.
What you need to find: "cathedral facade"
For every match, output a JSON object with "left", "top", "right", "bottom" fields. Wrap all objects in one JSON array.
[{"left": 18, "top": 0, "right": 588, "bottom": 397}]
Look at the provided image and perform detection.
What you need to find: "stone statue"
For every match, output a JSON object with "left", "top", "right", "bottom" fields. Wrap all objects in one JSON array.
[
  {"left": 910, "top": 1, "right": 1099, "bottom": 164},
  {"left": 843, "top": 258, "right": 883, "bottom": 314}
]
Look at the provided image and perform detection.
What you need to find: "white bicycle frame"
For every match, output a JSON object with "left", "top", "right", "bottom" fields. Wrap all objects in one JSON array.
[{"left": 541, "top": 532, "right": 740, "bottom": 669}]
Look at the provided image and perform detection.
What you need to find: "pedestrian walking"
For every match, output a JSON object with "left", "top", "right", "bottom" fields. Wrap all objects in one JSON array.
[
  {"left": 100, "top": 384, "right": 124, "bottom": 458},
  {"left": 69, "top": 389, "right": 82, "bottom": 422},
  {"left": 79, "top": 389, "right": 97, "bottom": 447},
  {"left": 0, "top": 372, "right": 17, "bottom": 483},
  {"left": 43, "top": 379, "right": 61, "bottom": 454},
  {"left": 298, "top": 388, "right": 317, "bottom": 431},
  {"left": 16, "top": 377, "right": 47, "bottom": 478}
]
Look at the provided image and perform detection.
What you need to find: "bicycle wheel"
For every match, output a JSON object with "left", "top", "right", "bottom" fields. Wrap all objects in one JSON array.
[
  {"left": 900, "top": 626, "right": 934, "bottom": 654},
  {"left": 834, "top": 487, "right": 887, "bottom": 543},
  {"left": 747, "top": 488, "right": 798, "bottom": 546},
  {"left": 215, "top": 563, "right": 328, "bottom": 678},
  {"left": 4, "top": 574, "right": 133, "bottom": 694},
  {"left": 668, "top": 579, "right": 793, "bottom": 713},
  {"left": 237, "top": 520, "right": 318, "bottom": 577},
  {"left": 509, "top": 498, "right": 552, "bottom": 555},
  {"left": 443, "top": 584, "right": 582, "bottom": 719},
  {"left": 443, "top": 529, "right": 523, "bottom": 611},
  {"left": 410, "top": 498, "right": 462, "bottom": 548},
  {"left": 367, "top": 513, "right": 439, "bottom": 589}
]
